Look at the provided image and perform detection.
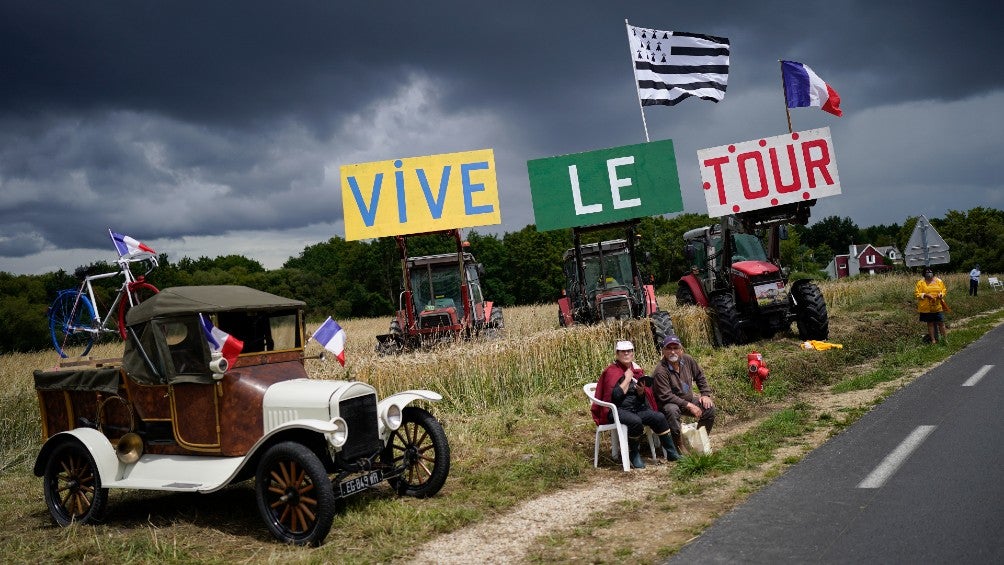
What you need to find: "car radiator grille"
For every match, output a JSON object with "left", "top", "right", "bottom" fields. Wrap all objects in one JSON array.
[{"left": 339, "top": 394, "right": 381, "bottom": 461}]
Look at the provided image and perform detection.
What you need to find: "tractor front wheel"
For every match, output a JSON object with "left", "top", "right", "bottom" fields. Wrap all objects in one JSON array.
[
  {"left": 791, "top": 282, "right": 829, "bottom": 340},
  {"left": 676, "top": 285, "right": 697, "bottom": 306},
  {"left": 710, "top": 293, "right": 744, "bottom": 347},
  {"left": 649, "top": 310, "right": 675, "bottom": 352}
]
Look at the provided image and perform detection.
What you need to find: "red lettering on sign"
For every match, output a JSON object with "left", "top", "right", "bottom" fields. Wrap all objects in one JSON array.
[
  {"left": 703, "top": 156, "right": 731, "bottom": 205},
  {"left": 770, "top": 145, "right": 802, "bottom": 193},
  {"left": 801, "top": 139, "right": 834, "bottom": 188},
  {"left": 738, "top": 151, "right": 769, "bottom": 200}
]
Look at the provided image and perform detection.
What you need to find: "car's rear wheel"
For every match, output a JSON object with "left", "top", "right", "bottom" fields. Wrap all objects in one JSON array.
[
  {"left": 255, "top": 442, "right": 336, "bottom": 546},
  {"left": 43, "top": 441, "right": 109, "bottom": 526},
  {"left": 382, "top": 407, "right": 450, "bottom": 498}
]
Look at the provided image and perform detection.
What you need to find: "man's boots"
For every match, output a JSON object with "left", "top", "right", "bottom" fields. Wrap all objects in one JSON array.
[
  {"left": 628, "top": 436, "right": 645, "bottom": 469},
  {"left": 659, "top": 433, "right": 682, "bottom": 461},
  {"left": 672, "top": 431, "right": 686, "bottom": 455}
]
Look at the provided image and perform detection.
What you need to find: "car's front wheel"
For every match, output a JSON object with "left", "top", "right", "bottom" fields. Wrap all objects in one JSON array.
[
  {"left": 255, "top": 442, "right": 336, "bottom": 546},
  {"left": 382, "top": 407, "right": 450, "bottom": 498},
  {"left": 43, "top": 441, "right": 109, "bottom": 526}
]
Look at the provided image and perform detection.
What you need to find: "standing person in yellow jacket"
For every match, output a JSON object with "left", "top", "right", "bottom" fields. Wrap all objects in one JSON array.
[{"left": 915, "top": 267, "right": 948, "bottom": 343}]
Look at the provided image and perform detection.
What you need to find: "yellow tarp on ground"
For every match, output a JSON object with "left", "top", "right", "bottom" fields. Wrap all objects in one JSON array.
[{"left": 801, "top": 340, "right": 844, "bottom": 350}]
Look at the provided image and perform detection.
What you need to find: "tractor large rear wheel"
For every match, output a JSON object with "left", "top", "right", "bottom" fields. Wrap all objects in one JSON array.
[
  {"left": 792, "top": 282, "right": 829, "bottom": 340},
  {"left": 649, "top": 310, "right": 675, "bottom": 352},
  {"left": 710, "top": 293, "right": 744, "bottom": 347}
]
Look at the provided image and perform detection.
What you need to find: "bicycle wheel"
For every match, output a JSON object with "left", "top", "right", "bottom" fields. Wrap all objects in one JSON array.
[
  {"left": 49, "top": 290, "right": 97, "bottom": 358},
  {"left": 117, "top": 281, "right": 159, "bottom": 340}
]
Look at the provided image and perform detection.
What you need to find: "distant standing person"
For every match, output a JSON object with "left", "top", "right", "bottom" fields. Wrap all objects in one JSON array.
[
  {"left": 970, "top": 264, "right": 981, "bottom": 296},
  {"left": 651, "top": 334, "right": 716, "bottom": 454},
  {"left": 915, "top": 267, "right": 948, "bottom": 343}
]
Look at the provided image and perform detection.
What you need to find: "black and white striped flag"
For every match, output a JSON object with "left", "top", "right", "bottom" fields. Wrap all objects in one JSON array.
[{"left": 627, "top": 24, "right": 730, "bottom": 107}]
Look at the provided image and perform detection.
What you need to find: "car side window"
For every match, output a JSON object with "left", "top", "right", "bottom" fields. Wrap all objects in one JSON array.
[{"left": 160, "top": 319, "right": 205, "bottom": 375}]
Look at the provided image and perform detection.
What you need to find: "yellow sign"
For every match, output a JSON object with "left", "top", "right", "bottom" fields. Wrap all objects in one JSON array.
[{"left": 341, "top": 149, "right": 501, "bottom": 241}]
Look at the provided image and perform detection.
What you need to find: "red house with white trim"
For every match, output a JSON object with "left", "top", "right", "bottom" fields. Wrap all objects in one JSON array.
[{"left": 825, "top": 244, "right": 901, "bottom": 279}]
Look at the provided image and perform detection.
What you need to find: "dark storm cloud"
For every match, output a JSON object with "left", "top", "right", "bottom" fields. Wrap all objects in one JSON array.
[{"left": 1, "top": 1, "right": 1002, "bottom": 273}]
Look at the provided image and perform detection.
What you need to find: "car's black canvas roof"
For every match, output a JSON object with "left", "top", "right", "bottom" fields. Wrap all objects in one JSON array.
[{"left": 126, "top": 285, "right": 305, "bottom": 325}]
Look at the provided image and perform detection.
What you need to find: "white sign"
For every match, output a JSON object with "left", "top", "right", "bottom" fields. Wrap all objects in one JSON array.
[{"left": 697, "top": 127, "right": 841, "bottom": 218}]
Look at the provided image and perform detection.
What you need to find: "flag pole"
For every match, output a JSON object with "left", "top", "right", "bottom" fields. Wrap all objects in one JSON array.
[
  {"left": 779, "top": 60, "right": 793, "bottom": 133},
  {"left": 626, "top": 19, "right": 651, "bottom": 142}
]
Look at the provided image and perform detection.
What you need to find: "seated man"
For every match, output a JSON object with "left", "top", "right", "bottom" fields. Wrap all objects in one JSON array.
[{"left": 651, "top": 334, "right": 716, "bottom": 453}]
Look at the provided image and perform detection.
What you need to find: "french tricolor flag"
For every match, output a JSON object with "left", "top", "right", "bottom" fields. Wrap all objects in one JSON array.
[
  {"left": 781, "top": 60, "right": 842, "bottom": 117},
  {"left": 109, "top": 229, "right": 157, "bottom": 258},
  {"left": 311, "top": 316, "right": 346, "bottom": 366},
  {"left": 200, "top": 314, "right": 244, "bottom": 368}
]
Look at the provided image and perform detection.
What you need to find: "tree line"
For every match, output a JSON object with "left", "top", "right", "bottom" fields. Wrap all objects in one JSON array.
[{"left": 3, "top": 207, "right": 1002, "bottom": 353}]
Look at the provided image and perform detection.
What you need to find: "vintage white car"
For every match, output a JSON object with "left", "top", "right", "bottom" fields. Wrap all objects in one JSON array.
[{"left": 34, "top": 285, "right": 450, "bottom": 546}]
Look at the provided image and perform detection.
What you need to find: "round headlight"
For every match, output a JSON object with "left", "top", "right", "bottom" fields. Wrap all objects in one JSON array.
[
  {"left": 328, "top": 417, "right": 348, "bottom": 447},
  {"left": 384, "top": 404, "right": 402, "bottom": 431}
]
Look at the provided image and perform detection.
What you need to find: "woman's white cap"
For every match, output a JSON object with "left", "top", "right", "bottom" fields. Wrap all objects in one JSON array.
[{"left": 615, "top": 340, "right": 634, "bottom": 351}]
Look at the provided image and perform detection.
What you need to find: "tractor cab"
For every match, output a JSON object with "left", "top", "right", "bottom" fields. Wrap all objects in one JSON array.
[
  {"left": 562, "top": 239, "right": 638, "bottom": 321},
  {"left": 408, "top": 252, "right": 481, "bottom": 331}
]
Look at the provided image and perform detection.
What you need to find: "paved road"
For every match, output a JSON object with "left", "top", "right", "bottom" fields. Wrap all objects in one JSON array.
[{"left": 669, "top": 322, "right": 1004, "bottom": 564}]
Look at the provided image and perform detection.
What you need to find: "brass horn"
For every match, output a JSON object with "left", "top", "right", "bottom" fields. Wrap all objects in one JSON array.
[
  {"left": 116, "top": 432, "right": 144, "bottom": 464},
  {"left": 97, "top": 395, "right": 144, "bottom": 464}
]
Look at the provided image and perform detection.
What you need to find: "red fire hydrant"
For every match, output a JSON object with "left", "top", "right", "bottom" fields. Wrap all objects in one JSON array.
[{"left": 747, "top": 351, "right": 769, "bottom": 392}]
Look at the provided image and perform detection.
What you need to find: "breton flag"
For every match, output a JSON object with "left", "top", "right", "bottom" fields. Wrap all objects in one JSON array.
[
  {"left": 627, "top": 24, "right": 730, "bottom": 107},
  {"left": 109, "top": 229, "right": 156, "bottom": 258},
  {"left": 311, "top": 316, "right": 346, "bottom": 366},
  {"left": 200, "top": 314, "right": 244, "bottom": 368},
  {"left": 781, "top": 60, "right": 843, "bottom": 117}
]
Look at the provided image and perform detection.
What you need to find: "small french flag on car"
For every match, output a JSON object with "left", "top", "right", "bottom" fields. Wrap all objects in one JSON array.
[
  {"left": 200, "top": 314, "right": 244, "bottom": 368},
  {"left": 311, "top": 316, "right": 346, "bottom": 366}
]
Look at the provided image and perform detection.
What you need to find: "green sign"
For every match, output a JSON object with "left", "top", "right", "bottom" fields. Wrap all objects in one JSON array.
[{"left": 526, "top": 139, "right": 682, "bottom": 231}]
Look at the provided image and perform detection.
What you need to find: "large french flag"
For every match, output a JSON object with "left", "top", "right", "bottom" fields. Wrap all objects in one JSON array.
[
  {"left": 311, "top": 316, "right": 346, "bottom": 366},
  {"left": 109, "top": 229, "right": 157, "bottom": 257},
  {"left": 781, "top": 60, "right": 842, "bottom": 117},
  {"left": 200, "top": 314, "right": 244, "bottom": 368}
]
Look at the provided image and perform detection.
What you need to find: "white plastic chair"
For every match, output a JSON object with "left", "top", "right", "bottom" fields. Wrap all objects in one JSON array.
[
  {"left": 989, "top": 276, "right": 1003, "bottom": 292},
  {"left": 583, "top": 383, "right": 658, "bottom": 471}
]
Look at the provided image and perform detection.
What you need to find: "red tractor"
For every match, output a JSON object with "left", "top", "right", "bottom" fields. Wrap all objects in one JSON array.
[
  {"left": 557, "top": 220, "right": 675, "bottom": 353},
  {"left": 376, "top": 229, "right": 502, "bottom": 354},
  {"left": 676, "top": 205, "right": 828, "bottom": 346}
]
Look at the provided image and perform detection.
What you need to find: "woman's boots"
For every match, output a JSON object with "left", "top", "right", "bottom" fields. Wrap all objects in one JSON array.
[
  {"left": 628, "top": 436, "right": 645, "bottom": 469},
  {"left": 660, "top": 432, "right": 682, "bottom": 461}
]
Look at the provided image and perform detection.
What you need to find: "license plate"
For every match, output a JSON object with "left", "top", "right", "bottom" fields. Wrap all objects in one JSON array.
[{"left": 338, "top": 470, "right": 383, "bottom": 497}]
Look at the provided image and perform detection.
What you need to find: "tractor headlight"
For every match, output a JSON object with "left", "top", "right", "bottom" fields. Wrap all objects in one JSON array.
[
  {"left": 384, "top": 404, "right": 402, "bottom": 431},
  {"left": 328, "top": 417, "right": 348, "bottom": 447}
]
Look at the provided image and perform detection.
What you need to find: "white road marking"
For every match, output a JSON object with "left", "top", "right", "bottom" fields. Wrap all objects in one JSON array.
[
  {"left": 962, "top": 365, "right": 993, "bottom": 387},
  {"left": 857, "top": 425, "right": 936, "bottom": 489}
]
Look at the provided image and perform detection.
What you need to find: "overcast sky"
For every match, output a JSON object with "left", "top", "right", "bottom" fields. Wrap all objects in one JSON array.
[{"left": 2, "top": 1, "right": 1002, "bottom": 275}]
